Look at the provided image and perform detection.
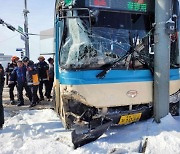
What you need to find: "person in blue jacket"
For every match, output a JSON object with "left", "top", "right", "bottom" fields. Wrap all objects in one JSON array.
[{"left": 10, "top": 60, "right": 32, "bottom": 106}]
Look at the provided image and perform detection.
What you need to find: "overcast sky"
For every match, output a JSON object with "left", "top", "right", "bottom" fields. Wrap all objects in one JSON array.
[{"left": 0, "top": 0, "right": 55, "bottom": 62}]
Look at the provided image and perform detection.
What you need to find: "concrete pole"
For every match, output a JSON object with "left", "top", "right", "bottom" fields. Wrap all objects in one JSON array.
[
  {"left": 23, "top": 0, "right": 30, "bottom": 58},
  {"left": 154, "top": 0, "right": 172, "bottom": 123}
]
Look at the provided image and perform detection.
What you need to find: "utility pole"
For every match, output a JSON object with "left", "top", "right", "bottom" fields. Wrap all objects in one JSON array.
[
  {"left": 23, "top": 0, "right": 30, "bottom": 58},
  {"left": 154, "top": 0, "right": 172, "bottom": 122}
]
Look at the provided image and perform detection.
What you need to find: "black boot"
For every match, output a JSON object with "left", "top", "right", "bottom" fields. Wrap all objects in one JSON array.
[
  {"left": 10, "top": 100, "right": 16, "bottom": 105},
  {"left": 17, "top": 102, "right": 24, "bottom": 106},
  {"left": 39, "top": 97, "right": 44, "bottom": 101},
  {"left": 29, "top": 103, "right": 36, "bottom": 108},
  {"left": 0, "top": 124, "right": 3, "bottom": 129}
]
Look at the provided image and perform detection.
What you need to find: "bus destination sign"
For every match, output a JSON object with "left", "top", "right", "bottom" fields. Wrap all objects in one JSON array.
[{"left": 85, "top": 0, "right": 153, "bottom": 13}]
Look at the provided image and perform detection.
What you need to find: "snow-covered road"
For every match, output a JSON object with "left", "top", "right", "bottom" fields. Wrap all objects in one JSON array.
[{"left": 1, "top": 108, "right": 180, "bottom": 154}]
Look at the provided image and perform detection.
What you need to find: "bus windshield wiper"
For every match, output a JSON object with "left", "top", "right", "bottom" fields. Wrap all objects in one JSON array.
[
  {"left": 96, "top": 51, "right": 132, "bottom": 79},
  {"left": 96, "top": 30, "right": 136, "bottom": 79},
  {"left": 96, "top": 30, "right": 154, "bottom": 79}
]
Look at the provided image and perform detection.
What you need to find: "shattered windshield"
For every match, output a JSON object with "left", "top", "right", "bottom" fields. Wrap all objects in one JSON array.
[{"left": 59, "top": 10, "right": 154, "bottom": 70}]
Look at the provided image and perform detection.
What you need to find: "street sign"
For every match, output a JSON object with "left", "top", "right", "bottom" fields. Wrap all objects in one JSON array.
[
  {"left": 18, "top": 26, "right": 23, "bottom": 33},
  {"left": 20, "top": 35, "right": 25, "bottom": 41},
  {"left": 16, "top": 48, "right": 24, "bottom": 51},
  {"left": 65, "top": 0, "right": 72, "bottom": 5}
]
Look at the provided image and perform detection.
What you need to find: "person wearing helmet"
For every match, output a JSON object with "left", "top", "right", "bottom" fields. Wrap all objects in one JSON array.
[
  {"left": 0, "top": 64, "right": 5, "bottom": 129},
  {"left": 36, "top": 56, "right": 49, "bottom": 101},
  {"left": 22, "top": 57, "right": 39, "bottom": 107},
  {"left": 22, "top": 56, "right": 29, "bottom": 63},
  {"left": 6, "top": 56, "right": 19, "bottom": 105}
]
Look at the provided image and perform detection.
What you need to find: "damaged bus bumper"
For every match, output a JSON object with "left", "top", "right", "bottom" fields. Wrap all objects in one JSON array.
[
  {"left": 62, "top": 89, "right": 180, "bottom": 148},
  {"left": 62, "top": 89, "right": 180, "bottom": 127}
]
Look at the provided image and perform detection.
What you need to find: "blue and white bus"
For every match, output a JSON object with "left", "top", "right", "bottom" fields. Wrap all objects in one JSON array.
[{"left": 54, "top": 0, "right": 180, "bottom": 132}]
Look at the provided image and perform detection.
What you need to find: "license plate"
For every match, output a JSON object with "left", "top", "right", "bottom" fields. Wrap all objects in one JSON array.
[{"left": 119, "top": 113, "right": 142, "bottom": 125}]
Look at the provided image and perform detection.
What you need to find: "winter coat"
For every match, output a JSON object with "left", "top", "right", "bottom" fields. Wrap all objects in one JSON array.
[
  {"left": 5, "top": 62, "right": 17, "bottom": 85},
  {"left": 10, "top": 66, "right": 27, "bottom": 84},
  {"left": 0, "top": 64, "right": 5, "bottom": 85},
  {"left": 0, "top": 64, "right": 4, "bottom": 126},
  {"left": 48, "top": 63, "right": 54, "bottom": 79},
  {"left": 6, "top": 62, "right": 17, "bottom": 74},
  {"left": 26, "top": 61, "right": 39, "bottom": 86},
  {"left": 36, "top": 61, "right": 49, "bottom": 81}
]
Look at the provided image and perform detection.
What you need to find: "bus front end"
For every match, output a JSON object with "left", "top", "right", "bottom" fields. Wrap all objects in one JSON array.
[{"left": 54, "top": 0, "right": 180, "bottom": 148}]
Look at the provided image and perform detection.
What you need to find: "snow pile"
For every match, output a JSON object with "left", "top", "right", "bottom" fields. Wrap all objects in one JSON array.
[
  {"left": 1, "top": 110, "right": 180, "bottom": 154},
  {"left": 145, "top": 114, "right": 180, "bottom": 154},
  {"left": 0, "top": 109, "right": 73, "bottom": 154}
]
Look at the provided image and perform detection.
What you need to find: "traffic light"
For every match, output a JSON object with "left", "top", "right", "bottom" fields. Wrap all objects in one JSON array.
[
  {"left": 6, "top": 24, "right": 16, "bottom": 31},
  {"left": 21, "top": 51, "right": 24, "bottom": 59},
  {"left": 0, "top": 18, "right": 4, "bottom": 24}
]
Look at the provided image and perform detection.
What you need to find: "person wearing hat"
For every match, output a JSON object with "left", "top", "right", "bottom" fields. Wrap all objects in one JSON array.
[
  {"left": 46, "top": 57, "right": 54, "bottom": 100},
  {"left": 22, "top": 57, "right": 39, "bottom": 107},
  {"left": 6, "top": 56, "right": 19, "bottom": 105},
  {"left": 0, "top": 63, "right": 5, "bottom": 129},
  {"left": 10, "top": 59, "right": 32, "bottom": 106},
  {"left": 36, "top": 56, "right": 49, "bottom": 101}
]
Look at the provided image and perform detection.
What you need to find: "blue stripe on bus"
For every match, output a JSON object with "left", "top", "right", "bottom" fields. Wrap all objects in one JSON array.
[
  {"left": 55, "top": 19, "right": 60, "bottom": 79},
  {"left": 58, "top": 69, "right": 180, "bottom": 85}
]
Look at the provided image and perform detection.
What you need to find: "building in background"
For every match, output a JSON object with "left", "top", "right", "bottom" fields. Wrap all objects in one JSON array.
[
  {"left": 0, "top": 53, "right": 12, "bottom": 68},
  {"left": 40, "top": 28, "right": 54, "bottom": 59}
]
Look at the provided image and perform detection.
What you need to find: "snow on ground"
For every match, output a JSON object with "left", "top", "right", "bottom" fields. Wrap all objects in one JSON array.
[
  {"left": 0, "top": 109, "right": 72, "bottom": 154},
  {"left": 1, "top": 108, "right": 180, "bottom": 154}
]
